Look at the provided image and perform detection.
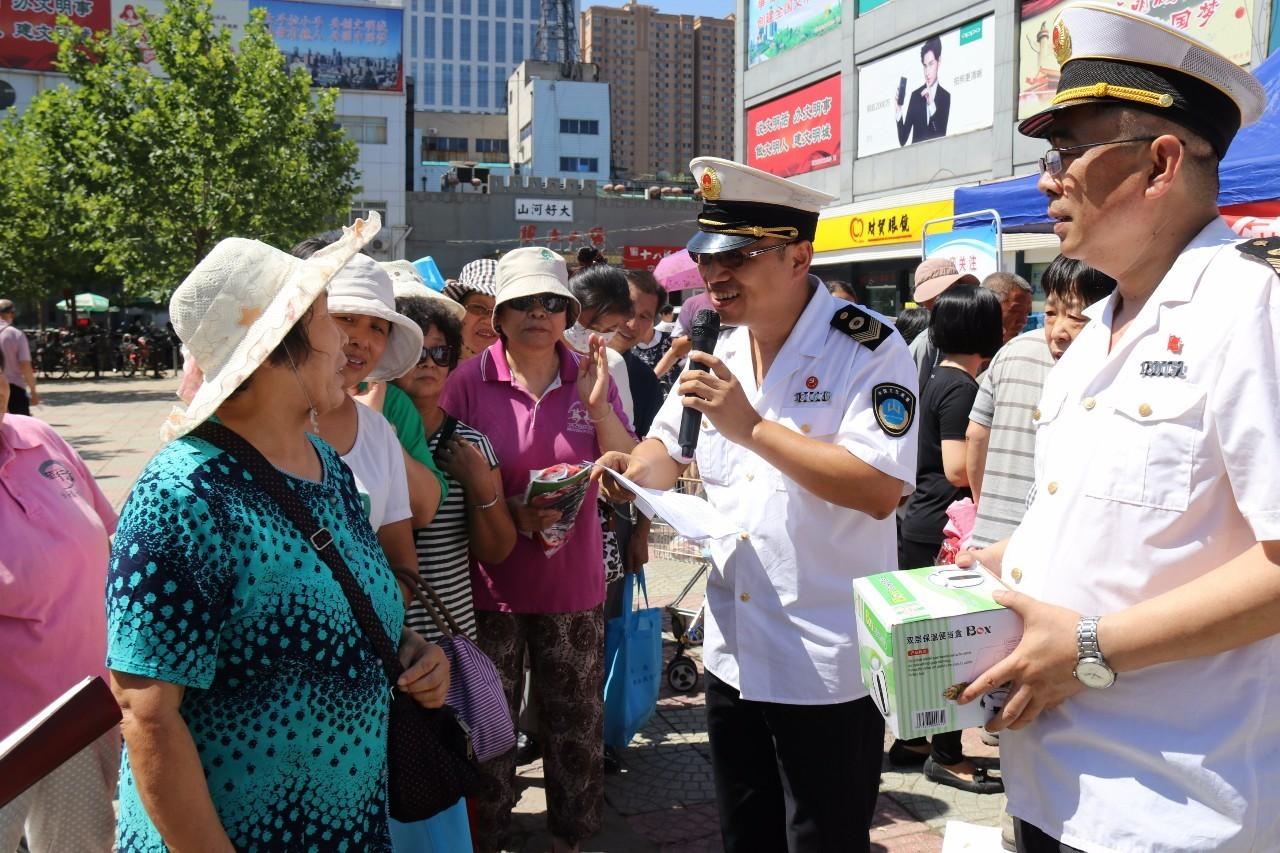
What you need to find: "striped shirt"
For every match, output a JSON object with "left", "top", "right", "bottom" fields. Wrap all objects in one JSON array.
[
  {"left": 406, "top": 419, "right": 499, "bottom": 642},
  {"left": 968, "top": 330, "right": 1054, "bottom": 547}
]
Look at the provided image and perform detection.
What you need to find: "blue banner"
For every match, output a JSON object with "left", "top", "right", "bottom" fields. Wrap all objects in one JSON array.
[
  {"left": 250, "top": 0, "right": 403, "bottom": 92},
  {"left": 923, "top": 222, "right": 1000, "bottom": 281}
]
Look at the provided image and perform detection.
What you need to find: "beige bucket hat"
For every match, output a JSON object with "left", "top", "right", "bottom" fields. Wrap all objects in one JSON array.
[
  {"left": 162, "top": 215, "right": 380, "bottom": 442},
  {"left": 326, "top": 254, "right": 425, "bottom": 381},
  {"left": 379, "top": 259, "right": 466, "bottom": 322},
  {"left": 494, "top": 247, "right": 581, "bottom": 326}
]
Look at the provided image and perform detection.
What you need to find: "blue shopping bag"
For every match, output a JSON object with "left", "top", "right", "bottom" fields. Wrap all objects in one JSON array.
[{"left": 603, "top": 571, "right": 663, "bottom": 749}]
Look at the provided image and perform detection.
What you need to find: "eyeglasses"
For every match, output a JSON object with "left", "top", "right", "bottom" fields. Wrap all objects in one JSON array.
[
  {"left": 462, "top": 303, "right": 492, "bottom": 318},
  {"left": 689, "top": 240, "right": 795, "bottom": 270},
  {"left": 417, "top": 345, "right": 457, "bottom": 368},
  {"left": 506, "top": 294, "right": 570, "bottom": 314},
  {"left": 1038, "top": 136, "right": 1159, "bottom": 180}
]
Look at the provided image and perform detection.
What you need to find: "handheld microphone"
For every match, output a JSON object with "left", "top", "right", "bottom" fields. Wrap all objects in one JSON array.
[{"left": 678, "top": 308, "right": 721, "bottom": 459}]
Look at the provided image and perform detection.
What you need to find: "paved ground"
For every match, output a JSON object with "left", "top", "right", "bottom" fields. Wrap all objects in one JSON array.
[{"left": 34, "top": 375, "right": 1009, "bottom": 852}]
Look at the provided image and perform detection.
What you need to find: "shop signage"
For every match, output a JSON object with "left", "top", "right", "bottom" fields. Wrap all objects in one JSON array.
[
  {"left": 746, "top": 74, "right": 841, "bottom": 178},
  {"left": 621, "top": 246, "right": 682, "bottom": 271},
  {"left": 515, "top": 198, "right": 574, "bottom": 222},
  {"left": 815, "top": 199, "right": 953, "bottom": 252}
]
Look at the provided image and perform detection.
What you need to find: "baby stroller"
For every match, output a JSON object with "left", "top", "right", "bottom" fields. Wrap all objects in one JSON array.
[{"left": 648, "top": 500, "right": 710, "bottom": 694}]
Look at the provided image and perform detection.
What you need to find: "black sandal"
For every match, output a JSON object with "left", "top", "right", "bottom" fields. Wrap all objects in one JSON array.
[{"left": 924, "top": 756, "right": 1005, "bottom": 794}]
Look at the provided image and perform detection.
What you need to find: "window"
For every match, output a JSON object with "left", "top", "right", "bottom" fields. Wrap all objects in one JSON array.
[
  {"left": 442, "top": 63, "right": 453, "bottom": 106},
  {"left": 410, "top": 17, "right": 418, "bottom": 56},
  {"left": 514, "top": 0, "right": 523, "bottom": 17},
  {"left": 425, "top": 0, "right": 434, "bottom": 9},
  {"left": 442, "top": 18, "right": 453, "bottom": 59},
  {"left": 560, "top": 157, "right": 598, "bottom": 173},
  {"left": 530, "top": 0, "right": 538, "bottom": 18},
  {"left": 337, "top": 115, "right": 388, "bottom": 145},
  {"left": 461, "top": 0, "right": 470, "bottom": 12},
  {"left": 513, "top": 23, "right": 524, "bottom": 62},
  {"left": 478, "top": 20, "right": 489, "bottom": 61},
  {"left": 519, "top": 122, "right": 532, "bottom": 143},
  {"left": 422, "top": 136, "right": 468, "bottom": 161},
  {"left": 496, "top": 78, "right": 506, "bottom": 107},
  {"left": 460, "top": 19, "right": 471, "bottom": 61},
  {"left": 559, "top": 118, "right": 599, "bottom": 135},
  {"left": 479, "top": 0, "right": 488, "bottom": 12},
  {"left": 443, "top": 0, "right": 453, "bottom": 12},
  {"left": 496, "top": 22, "right": 506, "bottom": 62},
  {"left": 350, "top": 201, "right": 388, "bottom": 224},
  {"left": 496, "top": 0, "right": 505, "bottom": 16},
  {"left": 475, "top": 138, "right": 509, "bottom": 162},
  {"left": 460, "top": 65, "right": 471, "bottom": 106},
  {"left": 424, "top": 17, "right": 435, "bottom": 58},
  {"left": 422, "top": 62, "right": 435, "bottom": 104},
  {"left": 478, "top": 66, "right": 490, "bottom": 108}
]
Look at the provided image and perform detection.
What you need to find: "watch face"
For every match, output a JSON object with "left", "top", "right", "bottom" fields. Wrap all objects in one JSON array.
[{"left": 1075, "top": 659, "right": 1116, "bottom": 689}]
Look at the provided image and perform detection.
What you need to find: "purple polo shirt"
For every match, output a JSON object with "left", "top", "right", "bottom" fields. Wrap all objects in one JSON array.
[{"left": 441, "top": 339, "right": 632, "bottom": 614}]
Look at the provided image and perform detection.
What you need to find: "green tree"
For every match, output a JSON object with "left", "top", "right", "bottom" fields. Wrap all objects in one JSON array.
[{"left": 0, "top": 0, "right": 359, "bottom": 301}]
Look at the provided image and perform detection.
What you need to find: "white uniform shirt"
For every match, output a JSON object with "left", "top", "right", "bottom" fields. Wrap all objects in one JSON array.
[
  {"left": 1002, "top": 220, "right": 1280, "bottom": 852},
  {"left": 649, "top": 281, "right": 918, "bottom": 704}
]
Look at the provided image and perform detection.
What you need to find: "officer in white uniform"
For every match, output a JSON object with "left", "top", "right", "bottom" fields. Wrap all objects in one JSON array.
[
  {"left": 597, "top": 157, "right": 919, "bottom": 853},
  {"left": 952, "top": 5, "right": 1280, "bottom": 852}
]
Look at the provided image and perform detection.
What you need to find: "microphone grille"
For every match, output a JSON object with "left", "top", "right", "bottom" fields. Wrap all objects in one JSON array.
[{"left": 691, "top": 308, "right": 720, "bottom": 339}]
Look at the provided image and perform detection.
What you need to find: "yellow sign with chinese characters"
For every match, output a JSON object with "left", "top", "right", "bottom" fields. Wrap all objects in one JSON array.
[{"left": 815, "top": 199, "right": 954, "bottom": 251}]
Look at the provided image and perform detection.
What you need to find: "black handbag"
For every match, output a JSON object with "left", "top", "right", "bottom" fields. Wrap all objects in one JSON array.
[{"left": 191, "top": 421, "right": 482, "bottom": 822}]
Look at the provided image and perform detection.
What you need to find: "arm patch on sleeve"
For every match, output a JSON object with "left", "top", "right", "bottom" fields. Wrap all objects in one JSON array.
[
  {"left": 1237, "top": 238, "right": 1280, "bottom": 275},
  {"left": 873, "top": 383, "right": 916, "bottom": 437},
  {"left": 830, "top": 305, "right": 893, "bottom": 351}
]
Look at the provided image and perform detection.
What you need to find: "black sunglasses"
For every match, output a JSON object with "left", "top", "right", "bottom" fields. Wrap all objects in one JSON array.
[
  {"left": 689, "top": 241, "right": 795, "bottom": 270},
  {"left": 418, "top": 345, "right": 457, "bottom": 368},
  {"left": 506, "top": 294, "right": 570, "bottom": 314}
]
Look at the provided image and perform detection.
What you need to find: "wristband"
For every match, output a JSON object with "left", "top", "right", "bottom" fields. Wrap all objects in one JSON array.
[{"left": 472, "top": 494, "right": 501, "bottom": 510}]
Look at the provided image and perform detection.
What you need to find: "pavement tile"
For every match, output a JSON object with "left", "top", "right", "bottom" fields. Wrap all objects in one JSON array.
[{"left": 872, "top": 828, "right": 944, "bottom": 853}]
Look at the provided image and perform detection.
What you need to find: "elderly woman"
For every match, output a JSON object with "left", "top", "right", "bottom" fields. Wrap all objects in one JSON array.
[
  {"left": 105, "top": 220, "right": 449, "bottom": 852},
  {"left": 313, "top": 254, "right": 432, "bottom": 575},
  {"left": 0, "top": 349, "right": 118, "bottom": 853},
  {"left": 393, "top": 295, "right": 516, "bottom": 641},
  {"left": 444, "top": 258, "right": 499, "bottom": 361},
  {"left": 442, "top": 247, "right": 636, "bottom": 853}
]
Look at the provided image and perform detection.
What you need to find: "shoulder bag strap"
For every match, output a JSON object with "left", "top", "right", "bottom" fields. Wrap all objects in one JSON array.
[
  {"left": 435, "top": 415, "right": 459, "bottom": 447},
  {"left": 190, "top": 421, "right": 404, "bottom": 686},
  {"left": 390, "top": 566, "right": 465, "bottom": 641}
]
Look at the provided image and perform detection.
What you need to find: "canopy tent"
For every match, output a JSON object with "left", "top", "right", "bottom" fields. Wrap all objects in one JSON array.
[
  {"left": 953, "top": 49, "right": 1280, "bottom": 229},
  {"left": 55, "top": 293, "right": 111, "bottom": 313}
]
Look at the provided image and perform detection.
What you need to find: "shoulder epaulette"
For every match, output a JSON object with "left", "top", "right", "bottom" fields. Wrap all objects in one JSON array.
[
  {"left": 830, "top": 304, "right": 893, "bottom": 351},
  {"left": 1236, "top": 237, "right": 1280, "bottom": 274}
]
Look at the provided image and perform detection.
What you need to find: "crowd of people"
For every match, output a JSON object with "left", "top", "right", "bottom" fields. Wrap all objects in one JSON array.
[{"left": 3, "top": 6, "right": 1280, "bottom": 853}]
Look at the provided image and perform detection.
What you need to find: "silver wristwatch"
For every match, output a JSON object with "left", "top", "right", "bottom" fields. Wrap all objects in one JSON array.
[{"left": 1073, "top": 616, "right": 1116, "bottom": 689}]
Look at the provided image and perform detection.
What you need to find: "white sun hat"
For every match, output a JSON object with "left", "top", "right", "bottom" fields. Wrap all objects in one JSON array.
[
  {"left": 162, "top": 214, "right": 381, "bottom": 442},
  {"left": 379, "top": 259, "right": 466, "bottom": 322},
  {"left": 326, "top": 254, "right": 426, "bottom": 381}
]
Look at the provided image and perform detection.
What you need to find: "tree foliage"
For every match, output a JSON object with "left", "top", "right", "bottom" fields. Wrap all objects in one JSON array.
[{"left": 0, "top": 0, "right": 359, "bottom": 301}]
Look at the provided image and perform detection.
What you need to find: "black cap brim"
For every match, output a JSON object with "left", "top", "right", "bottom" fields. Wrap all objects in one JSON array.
[{"left": 686, "top": 231, "right": 758, "bottom": 255}]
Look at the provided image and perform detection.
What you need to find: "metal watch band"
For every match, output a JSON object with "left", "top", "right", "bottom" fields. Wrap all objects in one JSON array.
[{"left": 1077, "top": 616, "right": 1103, "bottom": 661}]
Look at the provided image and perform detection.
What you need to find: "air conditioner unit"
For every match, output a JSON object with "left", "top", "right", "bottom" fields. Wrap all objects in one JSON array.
[{"left": 371, "top": 238, "right": 386, "bottom": 251}]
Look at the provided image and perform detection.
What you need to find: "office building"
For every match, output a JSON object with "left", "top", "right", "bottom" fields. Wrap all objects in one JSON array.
[{"left": 507, "top": 59, "right": 610, "bottom": 181}]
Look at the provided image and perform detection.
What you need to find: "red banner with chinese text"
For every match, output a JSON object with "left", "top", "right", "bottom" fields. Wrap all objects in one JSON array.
[
  {"left": 746, "top": 74, "right": 841, "bottom": 178},
  {"left": 0, "top": 0, "right": 111, "bottom": 71},
  {"left": 622, "top": 246, "right": 682, "bottom": 271}
]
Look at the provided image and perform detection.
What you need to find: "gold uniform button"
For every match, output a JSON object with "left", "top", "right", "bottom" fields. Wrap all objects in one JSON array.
[
  {"left": 740, "top": 592, "right": 751, "bottom": 603},
  {"left": 1083, "top": 397, "right": 1097, "bottom": 410},
  {"left": 1047, "top": 482, "right": 1059, "bottom": 495},
  {"left": 1032, "top": 408, "right": 1042, "bottom": 421},
  {"left": 801, "top": 424, "right": 811, "bottom": 434},
  {"left": 1011, "top": 568, "right": 1023, "bottom": 583},
  {"left": 1138, "top": 403, "right": 1153, "bottom": 417},
  {"left": 739, "top": 530, "right": 750, "bottom": 541}
]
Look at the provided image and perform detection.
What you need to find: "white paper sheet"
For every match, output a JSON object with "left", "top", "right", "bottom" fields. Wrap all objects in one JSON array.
[
  {"left": 596, "top": 465, "right": 738, "bottom": 541},
  {"left": 941, "top": 820, "right": 1006, "bottom": 853}
]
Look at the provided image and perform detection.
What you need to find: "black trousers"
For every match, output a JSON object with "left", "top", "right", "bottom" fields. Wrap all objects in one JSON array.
[
  {"left": 705, "top": 672, "right": 884, "bottom": 853},
  {"left": 1015, "top": 819, "right": 1085, "bottom": 853},
  {"left": 7, "top": 384, "right": 29, "bottom": 416}
]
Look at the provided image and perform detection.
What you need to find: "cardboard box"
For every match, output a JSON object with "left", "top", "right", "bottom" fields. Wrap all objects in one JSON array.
[{"left": 853, "top": 565, "right": 1022, "bottom": 739}]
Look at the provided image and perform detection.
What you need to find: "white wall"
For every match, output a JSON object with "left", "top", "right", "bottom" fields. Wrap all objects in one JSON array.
[
  {"left": 530, "top": 77, "right": 610, "bottom": 181},
  {"left": 337, "top": 89, "right": 407, "bottom": 255}
]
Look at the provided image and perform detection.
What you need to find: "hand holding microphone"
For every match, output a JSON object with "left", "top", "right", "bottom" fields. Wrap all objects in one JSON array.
[{"left": 678, "top": 309, "right": 721, "bottom": 458}]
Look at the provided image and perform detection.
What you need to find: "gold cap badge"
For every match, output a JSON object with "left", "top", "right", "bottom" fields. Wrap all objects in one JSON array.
[
  {"left": 700, "top": 167, "right": 722, "bottom": 201},
  {"left": 1052, "top": 18, "right": 1072, "bottom": 67}
]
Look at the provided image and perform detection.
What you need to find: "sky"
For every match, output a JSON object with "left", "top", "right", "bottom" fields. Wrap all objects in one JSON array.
[{"left": 591, "top": 0, "right": 735, "bottom": 18}]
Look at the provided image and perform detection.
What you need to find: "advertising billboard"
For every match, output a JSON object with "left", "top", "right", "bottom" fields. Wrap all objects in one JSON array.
[
  {"left": 814, "top": 199, "right": 953, "bottom": 251},
  {"left": 924, "top": 223, "right": 1000, "bottom": 281},
  {"left": 0, "top": 0, "right": 112, "bottom": 71},
  {"left": 857, "top": 16, "right": 995, "bottom": 157},
  {"left": 1018, "top": 0, "right": 1254, "bottom": 120},
  {"left": 747, "top": 0, "right": 841, "bottom": 69},
  {"left": 746, "top": 74, "right": 841, "bottom": 178},
  {"left": 249, "top": 0, "right": 402, "bottom": 92},
  {"left": 112, "top": 0, "right": 250, "bottom": 72}
]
